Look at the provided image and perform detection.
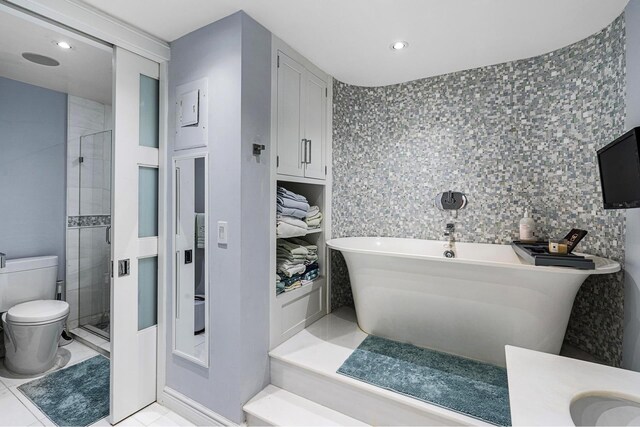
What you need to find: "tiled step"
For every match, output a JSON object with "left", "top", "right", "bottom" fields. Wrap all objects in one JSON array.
[
  {"left": 267, "top": 308, "right": 488, "bottom": 426},
  {"left": 243, "top": 385, "right": 367, "bottom": 426}
]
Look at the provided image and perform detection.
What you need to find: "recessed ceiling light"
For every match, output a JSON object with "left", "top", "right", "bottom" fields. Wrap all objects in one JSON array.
[
  {"left": 391, "top": 41, "right": 408, "bottom": 50},
  {"left": 57, "top": 41, "right": 71, "bottom": 49}
]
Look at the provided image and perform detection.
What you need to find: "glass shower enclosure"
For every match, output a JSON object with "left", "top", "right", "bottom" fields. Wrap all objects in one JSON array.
[{"left": 77, "top": 130, "right": 112, "bottom": 339}]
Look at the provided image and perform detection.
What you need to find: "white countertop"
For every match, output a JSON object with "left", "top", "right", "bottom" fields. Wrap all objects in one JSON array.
[{"left": 506, "top": 346, "right": 640, "bottom": 426}]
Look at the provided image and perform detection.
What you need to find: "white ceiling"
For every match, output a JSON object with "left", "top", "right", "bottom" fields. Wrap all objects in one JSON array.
[
  {"left": 0, "top": 9, "right": 112, "bottom": 104},
  {"left": 79, "top": 0, "right": 628, "bottom": 86}
]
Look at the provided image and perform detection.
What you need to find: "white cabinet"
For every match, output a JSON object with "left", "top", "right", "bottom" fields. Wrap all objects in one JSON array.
[
  {"left": 269, "top": 37, "right": 333, "bottom": 349},
  {"left": 276, "top": 51, "right": 328, "bottom": 180}
]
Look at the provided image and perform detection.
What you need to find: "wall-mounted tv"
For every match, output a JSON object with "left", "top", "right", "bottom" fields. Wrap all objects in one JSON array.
[{"left": 597, "top": 127, "right": 640, "bottom": 209}]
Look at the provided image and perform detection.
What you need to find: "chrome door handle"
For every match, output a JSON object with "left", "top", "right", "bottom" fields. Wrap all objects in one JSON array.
[
  {"left": 105, "top": 226, "right": 111, "bottom": 245},
  {"left": 302, "top": 139, "right": 308, "bottom": 164}
]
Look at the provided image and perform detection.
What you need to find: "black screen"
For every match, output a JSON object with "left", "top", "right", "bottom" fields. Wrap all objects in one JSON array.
[{"left": 598, "top": 133, "right": 640, "bottom": 208}]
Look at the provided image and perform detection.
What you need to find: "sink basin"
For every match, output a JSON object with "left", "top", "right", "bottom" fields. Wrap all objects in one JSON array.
[{"left": 571, "top": 394, "right": 640, "bottom": 426}]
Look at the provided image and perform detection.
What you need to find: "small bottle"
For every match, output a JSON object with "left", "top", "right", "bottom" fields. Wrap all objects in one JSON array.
[{"left": 519, "top": 209, "right": 536, "bottom": 242}]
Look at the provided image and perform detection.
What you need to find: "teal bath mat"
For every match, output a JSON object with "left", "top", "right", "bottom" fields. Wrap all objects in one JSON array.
[
  {"left": 337, "top": 335, "right": 511, "bottom": 426},
  {"left": 18, "top": 356, "right": 110, "bottom": 426}
]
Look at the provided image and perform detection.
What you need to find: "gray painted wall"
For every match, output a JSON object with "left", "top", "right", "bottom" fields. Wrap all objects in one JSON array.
[
  {"left": 166, "top": 11, "right": 271, "bottom": 422},
  {"left": 622, "top": 2, "right": 640, "bottom": 371},
  {"left": 0, "top": 77, "right": 67, "bottom": 280},
  {"left": 238, "top": 11, "right": 271, "bottom": 405},
  {"left": 331, "top": 16, "right": 626, "bottom": 366}
]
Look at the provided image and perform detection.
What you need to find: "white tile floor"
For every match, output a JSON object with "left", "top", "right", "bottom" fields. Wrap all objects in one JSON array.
[{"left": 0, "top": 340, "right": 193, "bottom": 427}]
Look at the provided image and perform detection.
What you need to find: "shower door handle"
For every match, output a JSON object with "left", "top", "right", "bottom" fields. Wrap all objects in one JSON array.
[{"left": 105, "top": 226, "right": 111, "bottom": 245}]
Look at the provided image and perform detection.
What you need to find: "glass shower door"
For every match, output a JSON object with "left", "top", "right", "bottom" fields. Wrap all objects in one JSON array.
[{"left": 78, "top": 130, "right": 112, "bottom": 339}]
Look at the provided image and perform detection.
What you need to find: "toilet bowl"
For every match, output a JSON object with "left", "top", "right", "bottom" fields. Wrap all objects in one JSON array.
[{"left": 2, "top": 300, "right": 69, "bottom": 375}]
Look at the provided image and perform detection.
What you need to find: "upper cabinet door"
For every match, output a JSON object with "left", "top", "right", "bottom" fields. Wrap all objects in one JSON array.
[
  {"left": 276, "top": 52, "right": 305, "bottom": 177},
  {"left": 303, "top": 71, "right": 327, "bottom": 179}
]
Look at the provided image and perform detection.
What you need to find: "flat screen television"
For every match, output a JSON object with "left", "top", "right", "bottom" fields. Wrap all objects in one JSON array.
[{"left": 597, "top": 127, "right": 640, "bottom": 209}]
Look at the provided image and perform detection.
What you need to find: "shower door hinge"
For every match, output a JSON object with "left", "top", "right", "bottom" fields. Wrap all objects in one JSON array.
[{"left": 79, "top": 156, "right": 84, "bottom": 163}]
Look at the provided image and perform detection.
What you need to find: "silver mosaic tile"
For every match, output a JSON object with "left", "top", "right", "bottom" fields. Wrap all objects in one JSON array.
[
  {"left": 67, "top": 215, "right": 111, "bottom": 228},
  {"left": 331, "top": 15, "right": 626, "bottom": 366}
]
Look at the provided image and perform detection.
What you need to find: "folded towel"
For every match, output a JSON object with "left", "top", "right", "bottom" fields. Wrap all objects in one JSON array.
[
  {"left": 288, "top": 238, "right": 318, "bottom": 253},
  {"left": 276, "top": 205, "right": 307, "bottom": 219},
  {"left": 278, "top": 215, "right": 308, "bottom": 229},
  {"left": 304, "top": 262, "right": 319, "bottom": 274},
  {"left": 278, "top": 186, "right": 308, "bottom": 203},
  {"left": 306, "top": 216, "right": 322, "bottom": 227},
  {"left": 277, "top": 254, "right": 307, "bottom": 264},
  {"left": 306, "top": 210, "right": 322, "bottom": 220},
  {"left": 307, "top": 205, "right": 320, "bottom": 218},
  {"left": 195, "top": 213, "right": 206, "bottom": 249},
  {"left": 276, "top": 222, "right": 307, "bottom": 238},
  {"left": 277, "top": 196, "right": 310, "bottom": 213},
  {"left": 277, "top": 263, "right": 306, "bottom": 277},
  {"left": 277, "top": 240, "right": 309, "bottom": 255},
  {"left": 304, "top": 268, "right": 319, "bottom": 281},
  {"left": 285, "top": 281, "right": 302, "bottom": 292}
]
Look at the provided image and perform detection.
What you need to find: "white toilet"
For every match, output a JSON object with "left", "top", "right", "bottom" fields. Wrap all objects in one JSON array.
[{"left": 0, "top": 256, "right": 69, "bottom": 375}]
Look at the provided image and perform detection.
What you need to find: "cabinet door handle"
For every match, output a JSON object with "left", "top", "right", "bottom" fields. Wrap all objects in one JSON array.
[
  {"left": 302, "top": 139, "right": 308, "bottom": 164},
  {"left": 307, "top": 139, "right": 312, "bottom": 164}
]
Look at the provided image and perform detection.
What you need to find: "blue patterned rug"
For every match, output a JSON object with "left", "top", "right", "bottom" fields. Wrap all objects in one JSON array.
[
  {"left": 337, "top": 335, "right": 511, "bottom": 426},
  {"left": 18, "top": 356, "right": 110, "bottom": 426}
]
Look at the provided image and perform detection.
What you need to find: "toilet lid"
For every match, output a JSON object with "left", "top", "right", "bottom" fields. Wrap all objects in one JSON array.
[{"left": 7, "top": 300, "right": 69, "bottom": 324}]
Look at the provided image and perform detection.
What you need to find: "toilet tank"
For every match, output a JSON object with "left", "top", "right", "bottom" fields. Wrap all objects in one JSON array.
[{"left": 0, "top": 256, "right": 58, "bottom": 312}]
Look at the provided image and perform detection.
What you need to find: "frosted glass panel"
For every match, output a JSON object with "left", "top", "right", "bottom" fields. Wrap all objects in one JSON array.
[
  {"left": 138, "top": 256, "right": 157, "bottom": 330},
  {"left": 138, "top": 167, "right": 158, "bottom": 237},
  {"left": 139, "top": 74, "right": 159, "bottom": 148}
]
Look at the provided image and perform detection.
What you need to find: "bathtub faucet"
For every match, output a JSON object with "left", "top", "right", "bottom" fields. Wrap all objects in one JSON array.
[
  {"left": 443, "top": 224, "right": 456, "bottom": 258},
  {"left": 444, "top": 223, "right": 455, "bottom": 243}
]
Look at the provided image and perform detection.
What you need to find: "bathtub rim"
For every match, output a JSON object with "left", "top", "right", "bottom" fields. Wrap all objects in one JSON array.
[{"left": 326, "top": 236, "right": 620, "bottom": 276}]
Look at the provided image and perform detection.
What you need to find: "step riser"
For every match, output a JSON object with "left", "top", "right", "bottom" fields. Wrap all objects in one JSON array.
[
  {"left": 246, "top": 413, "right": 274, "bottom": 426},
  {"left": 271, "top": 359, "right": 477, "bottom": 426}
]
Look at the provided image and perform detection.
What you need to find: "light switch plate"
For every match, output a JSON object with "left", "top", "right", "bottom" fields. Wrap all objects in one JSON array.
[
  {"left": 179, "top": 90, "right": 199, "bottom": 127},
  {"left": 217, "top": 221, "right": 228, "bottom": 245}
]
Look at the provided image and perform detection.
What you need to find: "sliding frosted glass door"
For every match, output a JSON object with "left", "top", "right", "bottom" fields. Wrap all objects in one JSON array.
[{"left": 110, "top": 47, "right": 161, "bottom": 424}]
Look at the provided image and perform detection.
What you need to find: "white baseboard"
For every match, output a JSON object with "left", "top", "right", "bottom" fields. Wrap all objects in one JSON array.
[{"left": 159, "top": 386, "right": 239, "bottom": 426}]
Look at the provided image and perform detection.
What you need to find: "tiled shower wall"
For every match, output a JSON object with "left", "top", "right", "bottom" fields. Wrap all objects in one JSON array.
[
  {"left": 331, "top": 16, "right": 626, "bottom": 365},
  {"left": 66, "top": 95, "right": 112, "bottom": 329}
]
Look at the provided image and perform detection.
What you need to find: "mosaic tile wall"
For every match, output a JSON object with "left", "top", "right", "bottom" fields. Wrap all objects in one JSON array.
[{"left": 331, "top": 15, "right": 627, "bottom": 366}]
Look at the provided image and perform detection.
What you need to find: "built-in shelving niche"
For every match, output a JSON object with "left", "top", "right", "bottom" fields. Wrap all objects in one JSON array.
[{"left": 271, "top": 179, "right": 330, "bottom": 347}]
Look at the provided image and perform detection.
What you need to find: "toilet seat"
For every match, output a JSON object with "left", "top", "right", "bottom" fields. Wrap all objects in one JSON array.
[{"left": 6, "top": 300, "right": 69, "bottom": 325}]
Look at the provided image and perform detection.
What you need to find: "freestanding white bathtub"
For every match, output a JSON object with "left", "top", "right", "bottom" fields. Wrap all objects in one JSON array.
[{"left": 327, "top": 237, "right": 620, "bottom": 367}]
